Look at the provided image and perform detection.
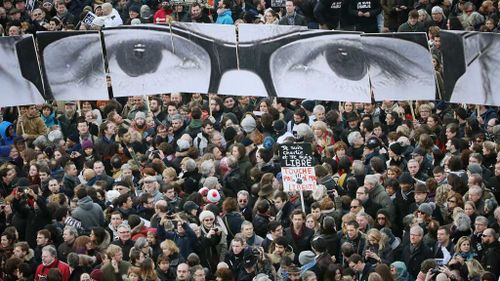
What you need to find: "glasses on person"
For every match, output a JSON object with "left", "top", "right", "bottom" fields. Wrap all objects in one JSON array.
[
  {"left": 238, "top": 199, "right": 247, "bottom": 203},
  {"left": 33, "top": 13, "right": 41, "bottom": 16},
  {"left": 482, "top": 234, "right": 491, "bottom": 237},
  {"left": 203, "top": 218, "right": 214, "bottom": 222},
  {"left": 447, "top": 199, "right": 457, "bottom": 203},
  {"left": 351, "top": 205, "right": 360, "bottom": 209}
]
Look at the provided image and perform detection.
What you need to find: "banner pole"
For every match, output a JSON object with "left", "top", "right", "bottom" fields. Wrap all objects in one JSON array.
[
  {"left": 77, "top": 101, "right": 81, "bottom": 116},
  {"left": 209, "top": 94, "right": 213, "bottom": 117},
  {"left": 409, "top": 101, "right": 416, "bottom": 120},
  {"left": 17, "top": 106, "right": 28, "bottom": 150},
  {"left": 299, "top": 189, "right": 306, "bottom": 213},
  {"left": 144, "top": 95, "right": 151, "bottom": 115}
]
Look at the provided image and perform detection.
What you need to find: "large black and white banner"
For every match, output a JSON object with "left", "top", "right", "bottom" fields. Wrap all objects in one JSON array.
[
  {"left": 362, "top": 32, "right": 436, "bottom": 102},
  {"left": 37, "top": 31, "right": 109, "bottom": 101},
  {"left": 441, "top": 31, "right": 500, "bottom": 106},
  {"left": 0, "top": 35, "right": 45, "bottom": 106},
  {"left": 1, "top": 24, "right": 499, "bottom": 106}
]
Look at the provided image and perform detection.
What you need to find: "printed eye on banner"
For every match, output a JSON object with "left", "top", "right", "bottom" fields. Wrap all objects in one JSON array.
[
  {"left": 36, "top": 31, "right": 108, "bottom": 101},
  {"left": 0, "top": 35, "right": 45, "bottom": 106},
  {"left": 103, "top": 24, "right": 237, "bottom": 97},
  {"left": 441, "top": 30, "right": 500, "bottom": 106},
  {"left": 361, "top": 32, "right": 436, "bottom": 102}
]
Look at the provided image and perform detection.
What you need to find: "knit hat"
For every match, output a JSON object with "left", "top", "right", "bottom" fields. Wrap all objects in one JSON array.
[
  {"left": 90, "top": 269, "right": 104, "bottom": 281},
  {"left": 198, "top": 210, "right": 215, "bottom": 222},
  {"left": 183, "top": 201, "right": 199, "bottom": 213},
  {"left": 198, "top": 187, "right": 209, "bottom": 197},
  {"left": 366, "top": 137, "right": 380, "bottom": 149},
  {"left": 241, "top": 115, "right": 256, "bottom": 133},
  {"left": 134, "top": 111, "right": 146, "bottom": 120},
  {"left": 346, "top": 112, "right": 359, "bottom": 122},
  {"left": 241, "top": 137, "right": 253, "bottom": 147},
  {"left": 389, "top": 142, "right": 404, "bottom": 156},
  {"left": 47, "top": 129, "right": 64, "bottom": 142},
  {"left": 129, "top": 4, "right": 140, "bottom": 13},
  {"left": 311, "top": 236, "right": 327, "bottom": 253},
  {"left": 224, "top": 126, "right": 237, "bottom": 142},
  {"left": 298, "top": 250, "right": 315, "bottom": 265},
  {"left": 273, "top": 120, "right": 286, "bottom": 133},
  {"left": 243, "top": 248, "right": 258, "bottom": 268},
  {"left": 411, "top": 147, "right": 426, "bottom": 157},
  {"left": 467, "top": 163, "right": 482, "bottom": 175},
  {"left": 81, "top": 139, "right": 93, "bottom": 150},
  {"left": 255, "top": 273, "right": 272, "bottom": 281},
  {"left": 206, "top": 189, "right": 221, "bottom": 203},
  {"left": 398, "top": 172, "right": 415, "bottom": 185},
  {"left": 418, "top": 202, "right": 433, "bottom": 216},
  {"left": 295, "top": 123, "right": 313, "bottom": 140},
  {"left": 14, "top": 177, "right": 30, "bottom": 187},
  {"left": 263, "top": 136, "right": 274, "bottom": 150},
  {"left": 301, "top": 100, "right": 315, "bottom": 112},
  {"left": 131, "top": 18, "right": 141, "bottom": 25}
]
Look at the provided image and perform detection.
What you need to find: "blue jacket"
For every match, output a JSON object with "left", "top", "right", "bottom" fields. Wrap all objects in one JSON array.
[
  {"left": 0, "top": 121, "right": 16, "bottom": 146},
  {"left": 41, "top": 112, "right": 59, "bottom": 129},
  {"left": 216, "top": 9, "right": 234, "bottom": 24}
]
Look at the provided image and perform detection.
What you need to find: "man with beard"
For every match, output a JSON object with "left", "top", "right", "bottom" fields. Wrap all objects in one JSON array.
[
  {"left": 149, "top": 96, "right": 167, "bottom": 125},
  {"left": 57, "top": 101, "right": 78, "bottom": 139},
  {"left": 287, "top": 108, "right": 309, "bottom": 133},
  {"left": 16, "top": 105, "right": 48, "bottom": 141},
  {"left": 182, "top": 2, "right": 211, "bottom": 22},
  {"left": 126, "top": 96, "right": 148, "bottom": 121},
  {"left": 130, "top": 112, "right": 148, "bottom": 135}
]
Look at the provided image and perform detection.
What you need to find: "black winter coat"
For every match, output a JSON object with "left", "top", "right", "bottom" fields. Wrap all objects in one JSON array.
[{"left": 401, "top": 242, "right": 433, "bottom": 279}]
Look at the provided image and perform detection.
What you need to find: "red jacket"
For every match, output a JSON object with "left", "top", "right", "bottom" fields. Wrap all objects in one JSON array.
[{"left": 35, "top": 259, "right": 71, "bottom": 281}]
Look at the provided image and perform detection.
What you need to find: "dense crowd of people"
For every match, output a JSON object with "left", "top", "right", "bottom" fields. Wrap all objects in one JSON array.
[
  {"left": 1, "top": 0, "right": 500, "bottom": 36},
  {"left": 0, "top": 95, "right": 498, "bottom": 281}
]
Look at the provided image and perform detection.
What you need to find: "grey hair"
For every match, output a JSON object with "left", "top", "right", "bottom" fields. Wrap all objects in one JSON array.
[
  {"left": 237, "top": 190, "right": 249, "bottom": 198},
  {"left": 117, "top": 223, "right": 131, "bottom": 231},
  {"left": 200, "top": 160, "right": 215, "bottom": 177},
  {"left": 134, "top": 237, "right": 148, "bottom": 249},
  {"left": 42, "top": 245, "right": 57, "bottom": 257},
  {"left": 240, "top": 220, "right": 253, "bottom": 231},
  {"left": 184, "top": 158, "right": 197, "bottom": 172},
  {"left": 63, "top": 225, "right": 78, "bottom": 237},
  {"left": 347, "top": 131, "right": 362, "bottom": 146},
  {"left": 453, "top": 213, "right": 471, "bottom": 232},
  {"left": 410, "top": 225, "right": 424, "bottom": 236},
  {"left": 204, "top": 176, "right": 219, "bottom": 189}
]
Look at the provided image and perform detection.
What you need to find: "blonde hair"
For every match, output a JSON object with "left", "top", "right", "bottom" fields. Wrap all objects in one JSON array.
[
  {"left": 454, "top": 236, "right": 471, "bottom": 254},
  {"left": 466, "top": 259, "right": 485, "bottom": 279},
  {"left": 366, "top": 228, "right": 388, "bottom": 251},
  {"left": 160, "top": 239, "right": 179, "bottom": 255}
]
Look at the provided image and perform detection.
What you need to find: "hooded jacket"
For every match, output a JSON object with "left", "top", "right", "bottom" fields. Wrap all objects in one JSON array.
[
  {"left": 0, "top": 121, "right": 16, "bottom": 146},
  {"left": 72, "top": 196, "right": 105, "bottom": 230}
]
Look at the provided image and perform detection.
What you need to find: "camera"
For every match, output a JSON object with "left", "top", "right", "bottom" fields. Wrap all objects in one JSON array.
[
  {"left": 430, "top": 268, "right": 440, "bottom": 274},
  {"left": 212, "top": 227, "right": 219, "bottom": 232}
]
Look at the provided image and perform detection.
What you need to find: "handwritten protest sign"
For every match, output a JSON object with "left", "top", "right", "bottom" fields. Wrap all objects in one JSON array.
[{"left": 279, "top": 143, "right": 317, "bottom": 192}]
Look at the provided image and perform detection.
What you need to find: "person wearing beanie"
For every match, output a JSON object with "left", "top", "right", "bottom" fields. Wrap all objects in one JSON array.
[
  {"left": 387, "top": 142, "right": 407, "bottom": 171},
  {"left": 430, "top": 5, "right": 446, "bottom": 29},
  {"left": 240, "top": 115, "right": 257, "bottom": 134},
  {"left": 394, "top": 172, "right": 416, "bottom": 229}
]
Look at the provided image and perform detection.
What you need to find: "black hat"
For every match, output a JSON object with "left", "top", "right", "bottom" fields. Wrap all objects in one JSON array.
[
  {"left": 411, "top": 147, "right": 426, "bottom": 156},
  {"left": 311, "top": 236, "right": 327, "bottom": 253},
  {"left": 183, "top": 201, "right": 199, "bottom": 213},
  {"left": 366, "top": 137, "right": 380, "bottom": 149},
  {"left": 273, "top": 120, "right": 286, "bottom": 133},
  {"left": 301, "top": 100, "right": 315, "bottom": 112},
  {"left": 14, "top": 177, "right": 30, "bottom": 187},
  {"left": 398, "top": 172, "right": 415, "bottom": 185},
  {"left": 389, "top": 142, "right": 404, "bottom": 156},
  {"left": 243, "top": 248, "right": 257, "bottom": 268},
  {"left": 223, "top": 126, "right": 237, "bottom": 142},
  {"left": 241, "top": 137, "right": 253, "bottom": 147},
  {"left": 129, "top": 5, "right": 140, "bottom": 13}
]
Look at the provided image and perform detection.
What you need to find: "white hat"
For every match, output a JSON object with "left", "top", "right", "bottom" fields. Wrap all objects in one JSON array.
[
  {"left": 198, "top": 210, "right": 215, "bottom": 222},
  {"left": 206, "top": 189, "right": 221, "bottom": 203}
]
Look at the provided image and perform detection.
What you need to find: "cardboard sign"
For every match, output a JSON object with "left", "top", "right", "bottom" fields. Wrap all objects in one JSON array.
[{"left": 279, "top": 143, "right": 317, "bottom": 192}]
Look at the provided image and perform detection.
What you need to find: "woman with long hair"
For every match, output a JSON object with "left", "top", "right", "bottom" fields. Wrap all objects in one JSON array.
[
  {"left": 364, "top": 229, "right": 394, "bottom": 265},
  {"left": 453, "top": 236, "right": 477, "bottom": 261}
]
